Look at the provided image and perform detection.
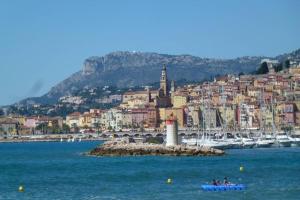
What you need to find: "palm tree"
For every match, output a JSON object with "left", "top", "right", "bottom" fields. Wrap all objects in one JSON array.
[{"left": 36, "top": 123, "right": 48, "bottom": 134}]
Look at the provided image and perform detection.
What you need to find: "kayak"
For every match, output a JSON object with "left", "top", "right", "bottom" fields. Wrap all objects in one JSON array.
[{"left": 201, "top": 184, "right": 246, "bottom": 191}]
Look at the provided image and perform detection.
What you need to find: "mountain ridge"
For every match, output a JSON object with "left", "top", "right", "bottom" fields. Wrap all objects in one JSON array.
[{"left": 18, "top": 49, "right": 300, "bottom": 106}]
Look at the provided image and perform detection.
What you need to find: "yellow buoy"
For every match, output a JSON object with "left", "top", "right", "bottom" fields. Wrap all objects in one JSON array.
[
  {"left": 167, "top": 178, "right": 172, "bottom": 184},
  {"left": 18, "top": 185, "right": 24, "bottom": 192},
  {"left": 240, "top": 166, "right": 244, "bottom": 172}
]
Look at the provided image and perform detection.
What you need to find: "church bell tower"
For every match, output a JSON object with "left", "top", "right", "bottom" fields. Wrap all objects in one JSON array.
[{"left": 160, "top": 64, "right": 169, "bottom": 96}]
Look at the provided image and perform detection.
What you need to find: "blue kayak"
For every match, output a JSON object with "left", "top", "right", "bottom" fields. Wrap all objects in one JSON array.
[{"left": 201, "top": 184, "right": 246, "bottom": 191}]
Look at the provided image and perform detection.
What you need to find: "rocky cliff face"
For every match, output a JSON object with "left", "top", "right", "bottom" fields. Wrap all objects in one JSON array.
[{"left": 18, "top": 49, "right": 300, "bottom": 105}]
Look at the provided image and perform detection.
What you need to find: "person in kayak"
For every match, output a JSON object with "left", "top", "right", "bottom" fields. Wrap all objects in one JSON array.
[
  {"left": 212, "top": 179, "right": 218, "bottom": 186},
  {"left": 224, "top": 177, "right": 229, "bottom": 185}
]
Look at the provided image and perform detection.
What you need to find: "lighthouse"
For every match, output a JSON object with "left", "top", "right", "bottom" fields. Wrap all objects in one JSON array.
[{"left": 166, "top": 115, "right": 179, "bottom": 146}]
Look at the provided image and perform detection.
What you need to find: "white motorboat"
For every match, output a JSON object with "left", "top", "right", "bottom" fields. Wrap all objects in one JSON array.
[
  {"left": 275, "top": 134, "right": 292, "bottom": 147},
  {"left": 289, "top": 135, "right": 300, "bottom": 147},
  {"left": 200, "top": 139, "right": 233, "bottom": 150},
  {"left": 256, "top": 135, "right": 275, "bottom": 148},
  {"left": 225, "top": 138, "right": 243, "bottom": 149},
  {"left": 182, "top": 137, "right": 232, "bottom": 149},
  {"left": 241, "top": 138, "right": 256, "bottom": 148}
]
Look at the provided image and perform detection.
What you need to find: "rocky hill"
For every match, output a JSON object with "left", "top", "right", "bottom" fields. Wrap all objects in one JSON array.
[{"left": 18, "top": 49, "right": 300, "bottom": 105}]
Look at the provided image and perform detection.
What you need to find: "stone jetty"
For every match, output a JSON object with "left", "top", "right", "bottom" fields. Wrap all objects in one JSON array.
[{"left": 89, "top": 139, "right": 224, "bottom": 156}]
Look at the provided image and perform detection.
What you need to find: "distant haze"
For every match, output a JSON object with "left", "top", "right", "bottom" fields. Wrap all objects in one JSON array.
[{"left": 0, "top": 0, "right": 299, "bottom": 105}]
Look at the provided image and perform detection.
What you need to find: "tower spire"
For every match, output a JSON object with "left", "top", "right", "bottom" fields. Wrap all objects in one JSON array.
[{"left": 160, "top": 64, "right": 169, "bottom": 96}]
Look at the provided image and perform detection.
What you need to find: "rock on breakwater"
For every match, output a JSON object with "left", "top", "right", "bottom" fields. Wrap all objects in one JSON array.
[{"left": 89, "top": 140, "right": 224, "bottom": 156}]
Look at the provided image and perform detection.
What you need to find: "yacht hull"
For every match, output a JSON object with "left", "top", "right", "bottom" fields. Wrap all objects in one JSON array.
[
  {"left": 256, "top": 142, "right": 274, "bottom": 148},
  {"left": 289, "top": 139, "right": 300, "bottom": 147},
  {"left": 291, "top": 141, "right": 300, "bottom": 147},
  {"left": 275, "top": 141, "right": 292, "bottom": 147},
  {"left": 242, "top": 143, "right": 256, "bottom": 148}
]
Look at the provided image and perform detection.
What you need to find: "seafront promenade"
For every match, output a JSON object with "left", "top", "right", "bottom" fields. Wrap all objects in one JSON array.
[
  {"left": 0, "top": 129, "right": 244, "bottom": 140},
  {"left": 0, "top": 129, "right": 209, "bottom": 143},
  {"left": 0, "top": 133, "right": 105, "bottom": 143},
  {"left": 1, "top": 130, "right": 300, "bottom": 150}
]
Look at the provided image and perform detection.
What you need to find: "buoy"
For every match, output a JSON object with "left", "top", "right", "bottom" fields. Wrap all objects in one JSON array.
[
  {"left": 167, "top": 178, "right": 172, "bottom": 184},
  {"left": 18, "top": 185, "right": 24, "bottom": 192},
  {"left": 240, "top": 166, "right": 244, "bottom": 172}
]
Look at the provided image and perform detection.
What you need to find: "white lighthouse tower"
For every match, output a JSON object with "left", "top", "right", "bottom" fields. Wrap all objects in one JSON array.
[{"left": 166, "top": 115, "right": 179, "bottom": 146}]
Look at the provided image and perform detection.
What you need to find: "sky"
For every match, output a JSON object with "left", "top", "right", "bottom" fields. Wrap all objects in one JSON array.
[{"left": 0, "top": 0, "right": 299, "bottom": 106}]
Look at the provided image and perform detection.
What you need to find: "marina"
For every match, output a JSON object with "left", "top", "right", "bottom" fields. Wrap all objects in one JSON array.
[
  {"left": 1, "top": 130, "right": 300, "bottom": 151},
  {"left": 181, "top": 131, "right": 300, "bottom": 149}
]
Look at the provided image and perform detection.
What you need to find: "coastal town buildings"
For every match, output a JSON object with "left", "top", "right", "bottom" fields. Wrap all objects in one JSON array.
[
  {"left": 2, "top": 61, "right": 300, "bottom": 134},
  {"left": 0, "top": 118, "right": 19, "bottom": 135},
  {"left": 58, "top": 61, "right": 300, "bottom": 132}
]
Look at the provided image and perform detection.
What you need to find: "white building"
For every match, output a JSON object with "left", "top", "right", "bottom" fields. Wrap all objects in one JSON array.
[
  {"left": 100, "top": 108, "right": 124, "bottom": 131},
  {"left": 239, "top": 103, "right": 255, "bottom": 130}
]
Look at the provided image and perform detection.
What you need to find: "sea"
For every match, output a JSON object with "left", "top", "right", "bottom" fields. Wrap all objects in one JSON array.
[{"left": 0, "top": 141, "right": 299, "bottom": 200}]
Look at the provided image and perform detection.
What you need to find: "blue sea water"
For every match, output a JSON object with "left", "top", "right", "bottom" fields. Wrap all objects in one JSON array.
[{"left": 0, "top": 141, "right": 299, "bottom": 200}]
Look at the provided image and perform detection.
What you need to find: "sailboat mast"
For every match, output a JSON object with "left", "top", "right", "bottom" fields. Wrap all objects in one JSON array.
[
  {"left": 222, "top": 85, "right": 227, "bottom": 138},
  {"left": 259, "top": 88, "right": 264, "bottom": 137},
  {"left": 271, "top": 96, "right": 276, "bottom": 135},
  {"left": 208, "top": 83, "right": 211, "bottom": 140}
]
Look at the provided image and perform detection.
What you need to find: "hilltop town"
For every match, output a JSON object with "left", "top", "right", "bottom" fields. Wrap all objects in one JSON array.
[{"left": 1, "top": 58, "right": 300, "bottom": 137}]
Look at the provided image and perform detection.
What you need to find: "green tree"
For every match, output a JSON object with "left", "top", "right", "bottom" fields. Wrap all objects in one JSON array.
[
  {"left": 36, "top": 123, "right": 48, "bottom": 134},
  {"left": 16, "top": 123, "right": 20, "bottom": 135},
  {"left": 238, "top": 72, "right": 245, "bottom": 76},
  {"left": 62, "top": 124, "right": 70, "bottom": 134},
  {"left": 274, "top": 63, "right": 283, "bottom": 72},
  {"left": 256, "top": 62, "right": 269, "bottom": 74},
  {"left": 284, "top": 59, "right": 290, "bottom": 69},
  {"left": 49, "top": 123, "right": 61, "bottom": 134}
]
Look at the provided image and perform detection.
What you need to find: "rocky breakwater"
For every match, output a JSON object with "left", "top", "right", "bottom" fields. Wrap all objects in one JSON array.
[{"left": 89, "top": 139, "right": 224, "bottom": 156}]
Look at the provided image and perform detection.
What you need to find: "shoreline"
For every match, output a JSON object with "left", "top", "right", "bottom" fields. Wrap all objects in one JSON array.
[
  {"left": 0, "top": 139, "right": 105, "bottom": 143},
  {"left": 0, "top": 136, "right": 107, "bottom": 143}
]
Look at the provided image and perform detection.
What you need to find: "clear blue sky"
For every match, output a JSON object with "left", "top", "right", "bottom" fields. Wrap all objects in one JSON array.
[{"left": 0, "top": 0, "right": 299, "bottom": 106}]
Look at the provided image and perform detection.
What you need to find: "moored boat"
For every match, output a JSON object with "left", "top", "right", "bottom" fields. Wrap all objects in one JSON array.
[
  {"left": 200, "top": 139, "right": 233, "bottom": 150},
  {"left": 225, "top": 138, "right": 243, "bottom": 149},
  {"left": 275, "top": 134, "right": 292, "bottom": 147},
  {"left": 289, "top": 135, "right": 300, "bottom": 147},
  {"left": 256, "top": 135, "right": 275, "bottom": 148},
  {"left": 241, "top": 137, "right": 256, "bottom": 148}
]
